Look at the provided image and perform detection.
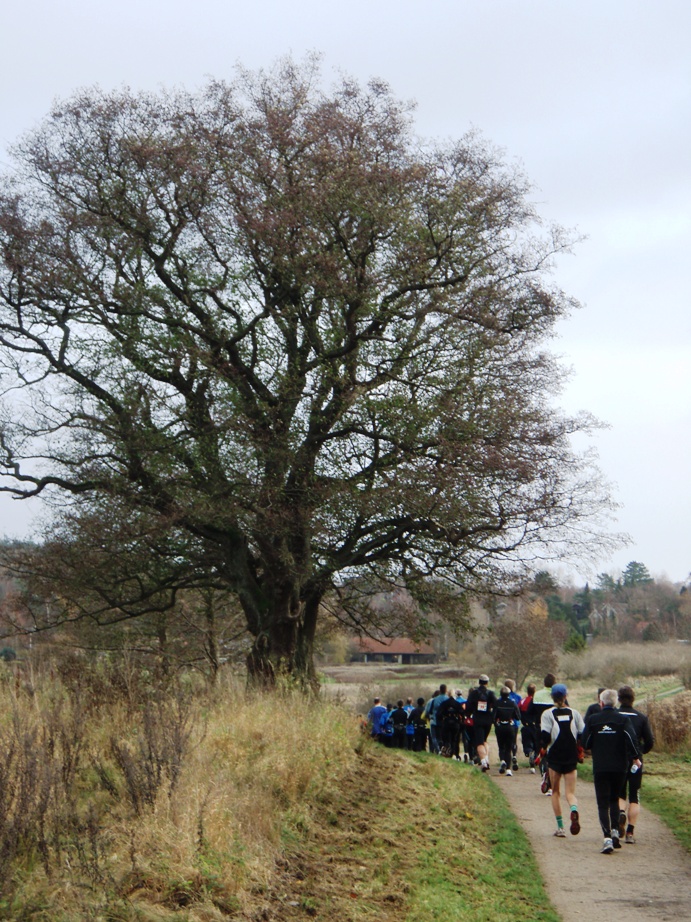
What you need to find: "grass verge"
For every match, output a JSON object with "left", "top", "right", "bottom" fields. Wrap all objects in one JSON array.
[
  {"left": 276, "top": 744, "right": 560, "bottom": 922},
  {"left": 637, "top": 752, "right": 691, "bottom": 854}
]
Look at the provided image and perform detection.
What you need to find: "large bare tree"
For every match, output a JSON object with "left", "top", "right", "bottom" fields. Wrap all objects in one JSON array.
[{"left": 0, "top": 59, "right": 615, "bottom": 687}]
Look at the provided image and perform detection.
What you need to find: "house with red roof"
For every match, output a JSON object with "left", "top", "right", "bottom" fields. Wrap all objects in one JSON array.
[{"left": 350, "top": 636, "right": 438, "bottom": 665}]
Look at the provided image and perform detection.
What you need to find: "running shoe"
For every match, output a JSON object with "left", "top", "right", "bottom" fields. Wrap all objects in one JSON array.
[
  {"left": 618, "top": 811, "right": 627, "bottom": 838},
  {"left": 601, "top": 838, "right": 614, "bottom": 854},
  {"left": 540, "top": 773, "right": 551, "bottom": 794},
  {"left": 570, "top": 810, "right": 580, "bottom": 835},
  {"left": 625, "top": 833, "right": 636, "bottom": 844},
  {"left": 554, "top": 828, "right": 566, "bottom": 837},
  {"left": 512, "top": 758, "right": 519, "bottom": 772},
  {"left": 506, "top": 769, "right": 513, "bottom": 776},
  {"left": 530, "top": 767, "right": 536, "bottom": 774},
  {"left": 612, "top": 832, "right": 622, "bottom": 849},
  {"left": 481, "top": 759, "right": 490, "bottom": 772},
  {"left": 499, "top": 761, "right": 507, "bottom": 774}
]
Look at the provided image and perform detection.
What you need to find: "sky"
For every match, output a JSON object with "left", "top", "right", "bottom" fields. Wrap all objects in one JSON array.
[{"left": 0, "top": 0, "right": 689, "bottom": 584}]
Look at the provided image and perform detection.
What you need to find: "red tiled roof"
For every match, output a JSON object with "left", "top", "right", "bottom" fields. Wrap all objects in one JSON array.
[{"left": 354, "top": 637, "right": 436, "bottom": 655}]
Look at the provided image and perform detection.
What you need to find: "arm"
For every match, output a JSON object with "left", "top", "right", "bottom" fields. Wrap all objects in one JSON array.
[
  {"left": 622, "top": 716, "right": 642, "bottom": 763},
  {"left": 540, "top": 708, "right": 554, "bottom": 750},
  {"left": 641, "top": 715, "right": 654, "bottom": 754}
]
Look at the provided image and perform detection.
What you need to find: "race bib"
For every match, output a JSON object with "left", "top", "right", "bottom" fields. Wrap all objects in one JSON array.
[{"left": 477, "top": 701, "right": 487, "bottom": 712}]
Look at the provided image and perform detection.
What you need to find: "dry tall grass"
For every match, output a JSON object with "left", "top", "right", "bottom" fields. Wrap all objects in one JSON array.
[
  {"left": 0, "top": 659, "right": 361, "bottom": 920},
  {"left": 560, "top": 641, "right": 691, "bottom": 687},
  {"left": 646, "top": 692, "right": 691, "bottom": 753}
]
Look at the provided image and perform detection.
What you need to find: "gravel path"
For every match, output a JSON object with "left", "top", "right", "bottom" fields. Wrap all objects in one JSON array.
[{"left": 489, "top": 755, "right": 691, "bottom": 921}]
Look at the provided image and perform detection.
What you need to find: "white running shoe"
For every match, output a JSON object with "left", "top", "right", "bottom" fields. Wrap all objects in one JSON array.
[
  {"left": 601, "top": 838, "right": 614, "bottom": 854},
  {"left": 506, "top": 769, "right": 513, "bottom": 777}
]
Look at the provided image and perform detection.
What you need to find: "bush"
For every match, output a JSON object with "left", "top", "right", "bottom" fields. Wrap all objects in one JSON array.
[
  {"left": 563, "top": 632, "right": 586, "bottom": 654},
  {"left": 0, "top": 656, "right": 362, "bottom": 918},
  {"left": 646, "top": 692, "right": 691, "bottom": 753}
]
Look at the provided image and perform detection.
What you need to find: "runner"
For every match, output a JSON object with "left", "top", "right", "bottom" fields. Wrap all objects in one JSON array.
[
  {"left": 465, "top": 674, "right": 497, "bottom": 772},
  {"left": 503, "top": 679, "right": 522, "bottom": 771},
  {"left": 495, "top": 685, "right": 521, "bottom": 776},
  {"left": 616, "top": 685, "right": 654, "bottom": 844},
  {"left": 582, "top": 688, "right": 642, "bottom": 854},
  {"left": 531, "top": 673, "right": 558, "bottom": 792},
  {"left": 539, "top": 683, "right": 584, "bottom": 838},
  {"left": 519, "top": 682, "right": 539, "bottom": 772}
]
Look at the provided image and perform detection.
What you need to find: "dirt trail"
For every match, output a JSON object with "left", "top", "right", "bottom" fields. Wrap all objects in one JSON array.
[{"left": 488, "top": 746, "right": 691, "bottom": 921}]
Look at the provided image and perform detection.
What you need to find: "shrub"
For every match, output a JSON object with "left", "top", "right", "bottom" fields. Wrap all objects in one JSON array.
[
  {"left": 646, "top": 692, "right": 691, "bottom": 753},
  {"left": 563, "top": 632, "right": 586, "bottom": 654}
]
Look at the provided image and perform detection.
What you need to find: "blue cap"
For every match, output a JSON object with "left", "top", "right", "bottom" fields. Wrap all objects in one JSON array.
[{"left": 551, "top": 683, "right": 568, "bottom": 698}]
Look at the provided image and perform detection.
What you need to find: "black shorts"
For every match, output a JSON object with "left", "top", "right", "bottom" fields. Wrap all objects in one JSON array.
[
  {"left": 472, "top": 724, "right": 491, "bottom": 746},
  {"left": 620, "top": 769, "right": 643, "bottom": 804},
  {"left": 548, "top": 759, "right": 578, "bottom": 776}
]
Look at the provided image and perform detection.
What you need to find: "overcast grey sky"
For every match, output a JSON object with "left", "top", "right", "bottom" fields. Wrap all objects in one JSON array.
[{"left": 1, "top": 0, "right": 689, "bottom": 583}]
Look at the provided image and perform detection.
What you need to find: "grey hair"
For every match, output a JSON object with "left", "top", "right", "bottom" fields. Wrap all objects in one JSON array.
[{"left": 600, "top": 688, "right": 617, "bottom": 707}]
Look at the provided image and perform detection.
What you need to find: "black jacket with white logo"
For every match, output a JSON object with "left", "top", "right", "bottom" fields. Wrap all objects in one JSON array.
[{"left": 582, "top": 706, "right": 641, "bottom": 773}]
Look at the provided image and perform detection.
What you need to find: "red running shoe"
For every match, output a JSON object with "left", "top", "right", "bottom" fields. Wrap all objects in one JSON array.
[{"left": 570, "top": 810, "right": 580, "bottom": 835}]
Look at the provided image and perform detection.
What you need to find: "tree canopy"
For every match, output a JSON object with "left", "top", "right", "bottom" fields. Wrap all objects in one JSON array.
[{"left": 0, "top": 58, "right": 616, "bottom": 686}]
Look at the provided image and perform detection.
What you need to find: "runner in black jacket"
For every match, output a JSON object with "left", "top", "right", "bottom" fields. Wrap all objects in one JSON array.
[
  {"left": 436, "top": 692, "right": 465, "bottom": 759},
  {"left": 466, "top": 674, "right": 497, "bottom": 772},
  {"left": 582, "top": 689, "right": 642, "bottom": 854},
  {"left": 494, "top": 687, "right": 521, "bottom": 776},
  {"left": 616, "top": 685, "right": 654, "bottom": 843}
]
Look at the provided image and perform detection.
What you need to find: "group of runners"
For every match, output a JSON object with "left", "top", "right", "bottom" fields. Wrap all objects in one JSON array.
[{"left": 366, "top": 672, "right": 655, "bottom": 854}]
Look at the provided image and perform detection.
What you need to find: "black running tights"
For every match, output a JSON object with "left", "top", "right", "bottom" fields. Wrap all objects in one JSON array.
[{"left": 593, "top": 771, "right": 626, "bottom": 836}]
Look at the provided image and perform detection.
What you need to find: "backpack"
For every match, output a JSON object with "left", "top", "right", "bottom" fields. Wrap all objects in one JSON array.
[{"left": 382, "top": 712, "right": 394, "bottom": 736}]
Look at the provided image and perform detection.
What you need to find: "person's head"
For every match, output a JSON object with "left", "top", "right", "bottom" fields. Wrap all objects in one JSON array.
[
  {"left": 526, "top": 683, "right": 536, "bottom": 697},
  {"left": 407, "top": 697, "right": 413, "bottom": 705},
  {"left": 504, "top": 679, "right": 515, "bottom": 691},
  {"left": 417, "top": 697, "right": 425, "bottom": 707},
  {"left": 373, "top": 697, "right": 381, "bottom": 704},
  {"left": 439, "top": 683, "right": 447, "bottom": 695},
  {"left": 596, "top": 687, "right": 605, "bottom": 699},
  {"left": 397, "top": 699, "right": 404, "bottom": 708},
  {"left": 550, "top": 683, "right": 567, "bottom": 705},
  {"left": 478, "top": 674, "right": 490, "bottom": 686},
  {"left": 454, "top": 689, "right": 463, "bottom": 698},
  {"left": 618, "top": 685, "right": 635, "bottom": 706},
  {"left": 600, "top": 688, "right": 617, "bottom": 708},
  {"left": 543, "top": 673, "right": 556, "bottom": 688},
  {"left": 500, "top": 685, "right": 511, "bottom": 697}
]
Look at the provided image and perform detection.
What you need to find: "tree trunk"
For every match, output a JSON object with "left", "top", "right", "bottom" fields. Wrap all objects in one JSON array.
[
  {"left": 202, "top": 590, "right": 219, "bottom": 686},
  {"left": 245, "top": 592, "right": 321, "bottom": 692}
]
